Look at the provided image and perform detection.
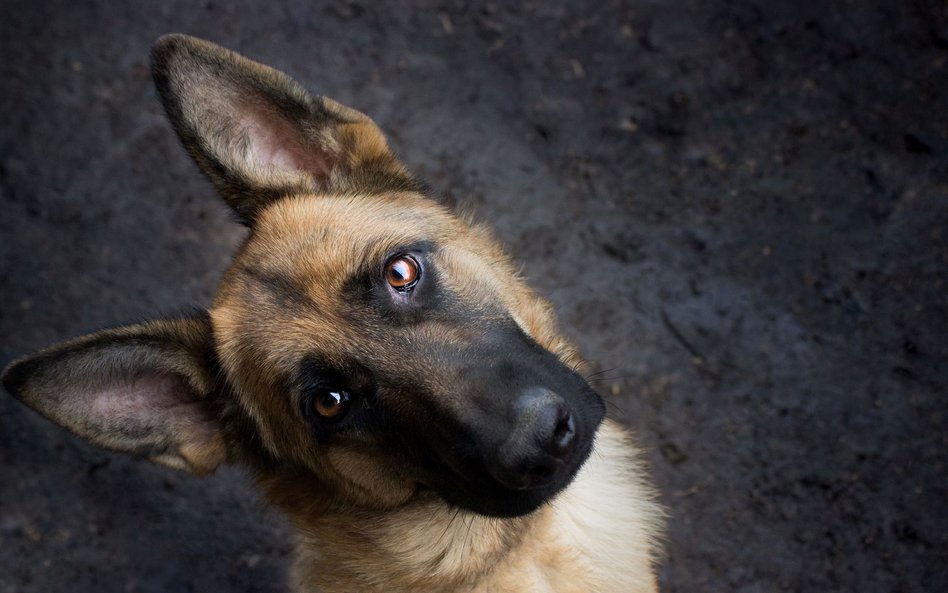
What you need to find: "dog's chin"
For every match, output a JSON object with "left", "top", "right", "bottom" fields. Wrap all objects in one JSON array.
[{"left": 438, "top": 481, "right": 564, "bottom": 518}]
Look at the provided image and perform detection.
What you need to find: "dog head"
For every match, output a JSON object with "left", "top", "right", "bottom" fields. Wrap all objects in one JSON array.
[{"left": 2, "top": 35, "right": 605, "bottom": 518}]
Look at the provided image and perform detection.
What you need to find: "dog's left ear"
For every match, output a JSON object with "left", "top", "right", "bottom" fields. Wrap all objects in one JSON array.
[
  {"left": 151, "top": 34, "right": 417, "bottom": 225},
  {"left": 1, "top": 314, "right": 227, "bottom": 475}
]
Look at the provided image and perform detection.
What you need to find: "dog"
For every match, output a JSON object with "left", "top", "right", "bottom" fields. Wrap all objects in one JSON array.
[{"left": 2, "top": 35, "right": 663, "bottom": 593}]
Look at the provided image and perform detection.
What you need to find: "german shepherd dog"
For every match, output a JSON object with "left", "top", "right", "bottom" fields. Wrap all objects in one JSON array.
[{"left": 2, "top": 35, "right": 662, "bottom": 593}]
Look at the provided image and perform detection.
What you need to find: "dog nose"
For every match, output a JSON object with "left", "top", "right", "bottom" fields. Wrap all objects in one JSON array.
[{"left": 488, "top": 388, "right": 577, "bottom": 491}]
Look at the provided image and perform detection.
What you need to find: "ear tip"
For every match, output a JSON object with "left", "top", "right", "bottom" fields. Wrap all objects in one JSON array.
[
  {"left": 153, "top": 32, "right": 191, "bottom": 48},
  {"left": 150, "top": 33, "right": 221, "bottom": 77},
  {"left": 150, "top": 34, "right": 215, "bottom": 118},
  {"left": 150, "top": 34, "right": 187, "bottom": 89},
  {"left": 151, "top": 33, "right": 192, "bottom": 63},
  {"left": 1, "top": 356, "right": 33, "bottom": 400}
]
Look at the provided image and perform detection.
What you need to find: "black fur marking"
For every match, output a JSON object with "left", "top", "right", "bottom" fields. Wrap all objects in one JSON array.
[{"left": 240, "top": 265, "right": 315, "bottom": 311}]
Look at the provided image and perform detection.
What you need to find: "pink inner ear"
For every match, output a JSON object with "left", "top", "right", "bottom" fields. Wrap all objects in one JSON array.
[
  {"left": 238, "top": 104, "right": 333, "bottom": 184},
  {"left": 88, "top": 374, "right": 213, "bottom": 438}
]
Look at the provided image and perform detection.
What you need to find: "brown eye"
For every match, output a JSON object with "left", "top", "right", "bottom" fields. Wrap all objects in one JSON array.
[
  {"left": 313, "top": 389, "right": 351, "bottom": 421},
  {"left": 385, "top": 255, "right": 420, "bottom": 291}
]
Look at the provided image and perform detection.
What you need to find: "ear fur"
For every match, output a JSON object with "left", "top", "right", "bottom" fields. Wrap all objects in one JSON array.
[
  {"left": 151, "top": 34, "right": 420, "bottom": 224},
  {"left": 1, "top": 314, "right": 226, "bottom": 475}
]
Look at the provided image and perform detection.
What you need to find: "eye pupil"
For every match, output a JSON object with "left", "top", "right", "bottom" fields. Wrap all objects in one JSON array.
[
  {"left": 314, "top": 389, "right": 350, "bottom": 420},
  {"left": 385, "top": 255, "right": 419, "bottom": 290}
]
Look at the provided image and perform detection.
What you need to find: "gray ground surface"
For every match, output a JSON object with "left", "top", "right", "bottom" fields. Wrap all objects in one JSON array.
[{"left": 1, "top": 1, "right": 946, "bottom": 592}]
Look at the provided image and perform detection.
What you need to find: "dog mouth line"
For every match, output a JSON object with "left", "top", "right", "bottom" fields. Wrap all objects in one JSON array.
[{"left": 418, "top": 427, "right": 596, "bottom": 505}]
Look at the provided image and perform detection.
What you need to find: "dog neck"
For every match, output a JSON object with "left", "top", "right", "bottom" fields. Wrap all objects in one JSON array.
[{"left": 257, "top": 467, "right": 539, "bottom": 592}]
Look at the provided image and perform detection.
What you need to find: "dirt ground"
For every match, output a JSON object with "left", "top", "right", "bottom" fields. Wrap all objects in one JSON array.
[{"left": 1, "top": 1, "right": 946, "bottom": 592}]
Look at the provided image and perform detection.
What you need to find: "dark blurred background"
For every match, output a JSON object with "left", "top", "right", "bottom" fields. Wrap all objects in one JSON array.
[{"left": 1, "top": 1, "right": 946, "bottom": 592}]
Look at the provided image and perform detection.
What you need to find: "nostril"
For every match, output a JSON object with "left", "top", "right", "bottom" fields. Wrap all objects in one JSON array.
[{"left": 547, "top": 409, "right": 576, "bottom": 457}]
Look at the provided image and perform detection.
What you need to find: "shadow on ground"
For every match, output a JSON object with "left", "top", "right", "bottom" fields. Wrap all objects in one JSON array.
[{"left": 1, "top": 1, "right": 946, "bottom": 592}]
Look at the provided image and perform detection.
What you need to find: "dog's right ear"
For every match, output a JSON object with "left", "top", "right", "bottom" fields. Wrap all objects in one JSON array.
[
  {"left": 151, "top": 34, "right": 410, "bottom": 225},
  {"left": 1, "top": 314, "right": 227, "bottom": 476}
]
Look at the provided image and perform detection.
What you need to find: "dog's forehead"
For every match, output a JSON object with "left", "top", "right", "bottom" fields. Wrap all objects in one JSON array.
[
  {"left": 236, "top": 192, "right": 524, "bottom": 319},
  {"left": 251, "top": 192, "right": 452, "bottom": 260}
]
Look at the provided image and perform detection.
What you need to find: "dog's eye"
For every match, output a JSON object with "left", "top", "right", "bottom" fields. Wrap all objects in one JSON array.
[
  {"left": 385, "top": 255, "right": 420, "bottom": 291},
  {"left": 313, "top": 389, "right": 351, "bottom": 421}
]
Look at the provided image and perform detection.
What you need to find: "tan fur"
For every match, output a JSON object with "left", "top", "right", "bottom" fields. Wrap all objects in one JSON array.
[{"left": 1, "top": 35, "right": 663, "bottom": 593}]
